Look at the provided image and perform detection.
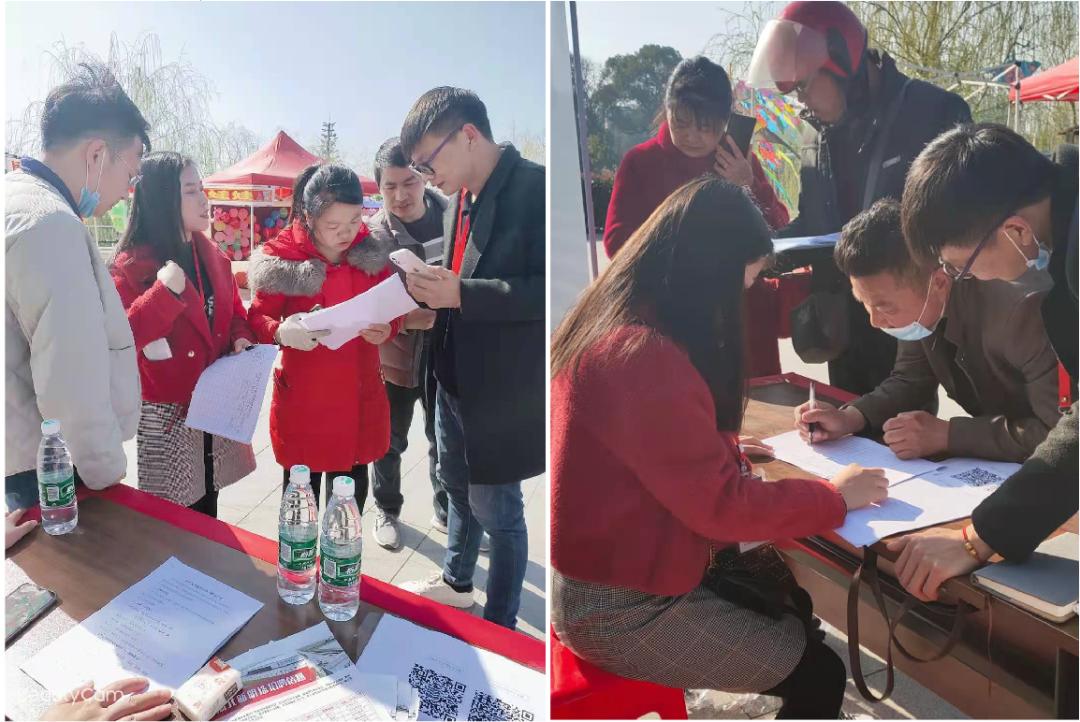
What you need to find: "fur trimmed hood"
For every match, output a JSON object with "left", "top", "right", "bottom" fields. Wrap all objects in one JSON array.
[{"left": 249, "top": 221, "right": 394, "bottom": 297}]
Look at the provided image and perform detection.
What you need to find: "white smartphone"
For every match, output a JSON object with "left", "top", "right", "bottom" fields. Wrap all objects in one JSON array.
[{"left": 388, "top": 249, "right": 429, "bottom": 274}]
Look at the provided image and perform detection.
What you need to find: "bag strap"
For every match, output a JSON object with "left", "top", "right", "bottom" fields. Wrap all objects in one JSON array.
[
  {"left": 861, "top": 78, "right": 913, "bottom": 211},
  {"left": 847, "top": 547, "right": 974, "bottom": 702}
]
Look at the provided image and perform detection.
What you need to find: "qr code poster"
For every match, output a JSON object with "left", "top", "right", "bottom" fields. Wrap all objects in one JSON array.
[
  {"left": 356, "top": 616, "right": 544, "bottom": 722},
  {"left": 950, "top": 467, "right": 1006, "bottom": 487}
]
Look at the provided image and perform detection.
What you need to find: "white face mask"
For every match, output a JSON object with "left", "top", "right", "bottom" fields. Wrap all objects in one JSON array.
[
  {"left": 1006, "top": 229, "right": 1050, "bottom": 271},
  {"left": 881, "top": 276, "right": 942, "bottom": 342}
]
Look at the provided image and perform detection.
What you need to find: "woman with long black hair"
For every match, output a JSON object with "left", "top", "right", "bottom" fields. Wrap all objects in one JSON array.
[
  {"left": 110, "top": 152, "right": 257, "bottom": 516},
  {"left": 551, "top": 176, "right": 889, "bottom": 718}
]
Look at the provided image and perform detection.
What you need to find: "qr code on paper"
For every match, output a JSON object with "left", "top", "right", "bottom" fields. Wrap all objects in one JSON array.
[
  {"left": 951, "top": 468, "right": 1004, "bottom": 487},
  {"left": 408, "top": 664, "right": 466, "bottom": 721},
  {"left": 467, "top": 691, "right": 535, "bottom": 721}
]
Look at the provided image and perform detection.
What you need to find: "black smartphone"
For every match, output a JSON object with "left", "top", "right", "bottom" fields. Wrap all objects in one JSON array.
[
  {"left": 724, "top": 113, "right": 756, "bottom": 157},
  {"left": 6, "top": 582, "right": 57, "bottom": 643}
]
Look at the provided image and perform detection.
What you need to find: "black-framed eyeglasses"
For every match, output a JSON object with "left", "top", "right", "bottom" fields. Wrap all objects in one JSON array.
[
  {"left": 939, "top": 209, "right": 1016, "bottom": 281},
  {"left": 409, "top": 126, "right": 464, "bottom": 177}
]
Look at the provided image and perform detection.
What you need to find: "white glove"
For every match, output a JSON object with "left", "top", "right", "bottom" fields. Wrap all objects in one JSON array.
[
  {"left": 143, "top": 338, "right": 173, "bottom": 361},
  {"left": 157, "top": 261, "right": 186, "bottom": 294},
  {"left": 275, "top": 313, "right": 329, "bottom": 351}
]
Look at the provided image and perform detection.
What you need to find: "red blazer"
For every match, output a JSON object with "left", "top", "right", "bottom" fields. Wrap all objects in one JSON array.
[
  {"left": 247, "top": 223, "right": 401, "bottom": 472},
  {"left": 551, "top": 324, "right": 846, "bottom": 596},
  {"left": 602, "top": 123, "right": 790, "bottom": 377},
  {"left": 110, "top": 232, "right": 256, "bottom": 405}
]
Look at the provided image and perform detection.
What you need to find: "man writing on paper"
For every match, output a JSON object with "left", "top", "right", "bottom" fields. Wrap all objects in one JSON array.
[{"left": 794, "top": 199, "right": 1061, "bottom": 463}]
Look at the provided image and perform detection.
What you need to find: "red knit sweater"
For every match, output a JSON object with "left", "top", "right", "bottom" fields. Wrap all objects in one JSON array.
[
  {"left": 550, "top": 324, "right": 847, "bottom": 596},
  {"left": 602, "top": 124, "right": 790, "bottom": 377}
]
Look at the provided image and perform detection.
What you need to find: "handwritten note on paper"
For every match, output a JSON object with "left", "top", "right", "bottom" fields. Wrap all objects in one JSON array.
[
  {"left": 22, "top": 557, "right": 262, "bottom": 696},
  {"left": 764, "top": 430, "right": 941, "bottom": 486},
  {"left": 186, "top": 344, "right": 278, "bottom": 444},
  {"left": 300, "top": 275, "right": 418, "bottom": 351}
]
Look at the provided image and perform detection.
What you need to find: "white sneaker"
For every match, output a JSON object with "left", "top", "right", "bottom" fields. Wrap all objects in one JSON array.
[
  {"left": 430, "top": 514, "right": 448, "bottom": 534},
  {"left": 399, "top": 572, "right": 473, "bottom": 609},
  {"left": 373, "top": 510, "right": 402, "bottom": 550}
]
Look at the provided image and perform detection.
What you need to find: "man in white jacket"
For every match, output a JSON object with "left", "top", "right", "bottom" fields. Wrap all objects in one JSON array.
[{"left": 6, "top": 62, "right": 150, "bottom": 509}]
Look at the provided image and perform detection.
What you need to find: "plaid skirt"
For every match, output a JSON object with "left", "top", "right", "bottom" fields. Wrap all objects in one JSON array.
[
  {"left": 551, "top": 569, "right": 807, "bottom": 693},
  {"left": 137, "top": 402, "right": 256, "bottom": 507}
]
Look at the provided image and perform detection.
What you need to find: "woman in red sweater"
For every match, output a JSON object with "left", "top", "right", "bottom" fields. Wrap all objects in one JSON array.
[
  {"left": 110, "top": 152, "right": 258, "bottom": 517},
  {"left": 603, "top": 56, "right": 791, "bottom": 377},
  {"left": 552, "top": 176, "right": 888, "bottom": 718}
]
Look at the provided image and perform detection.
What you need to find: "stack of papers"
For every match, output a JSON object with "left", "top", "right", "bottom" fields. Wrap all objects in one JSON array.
[
  {"left": 22, "top": 557, "right": 263, "bottom": 695},
  {"left": 300, "top": 275, "right": 418, "bottom": 351},
  {"left": 764, "top": 432, "right": 1020, "bottom": 547}
]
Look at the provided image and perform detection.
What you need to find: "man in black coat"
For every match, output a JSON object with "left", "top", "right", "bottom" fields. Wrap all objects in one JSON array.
[
  {"left": 749, "top": 1, "right": 971, "bottom": 395},
  {"left": 887, "top": 125, "right": 1077, "bottom": 601},
  {"left": 397, "top": 87, "right": 545, "bottom": 630}
]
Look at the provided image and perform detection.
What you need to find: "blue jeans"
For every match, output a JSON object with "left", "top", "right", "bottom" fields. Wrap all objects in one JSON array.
[
  {"left": 5, "top": 470, "right": 39, "bottom": 510},
  {"left": 436, "top": 385, "right": 528, "bottom": 629}
]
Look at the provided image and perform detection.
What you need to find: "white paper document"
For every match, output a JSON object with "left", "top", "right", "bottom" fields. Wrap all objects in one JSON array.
[
  {"left": 221, "top": 668, "right": 394, "bottom": 721},
  {"left": 22, "top": 557, "right": 262, "bottom": 696},
  {"left": 835, "top": 460, "right": 1017, "bottom": 547},
  {"left": 185, "top": 344, "right": 278, "bottom": 443},
  {"left": 300, "top": 275, "right": 418, "bottom": 351},
  {"left": 355, "top": 615, "right": 545, "bottom": 722},
  {"left": 765, "top": 430, "right": 941, "bottom": 485}
]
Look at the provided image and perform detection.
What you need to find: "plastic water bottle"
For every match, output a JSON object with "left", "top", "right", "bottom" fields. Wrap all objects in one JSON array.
[
  {"left": 277, "top": 465, "right": 319, "bottom": 604},
  {"left": 318, "top": 476, "right": 362, "bottom": 621},
  {"left": 36, "top": 420, "right": 78, "bottom": 535}
]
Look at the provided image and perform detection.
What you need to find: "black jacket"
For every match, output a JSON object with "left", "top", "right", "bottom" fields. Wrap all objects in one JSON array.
[
  {"left": 431, "top": 144, "right": 546, "bottom": 484},
  {"left": 972, "top": 146, "right": 1079, "bottom": 560},
  {"left": 777, "top": 51, "right": 972, "bottom": 395}
]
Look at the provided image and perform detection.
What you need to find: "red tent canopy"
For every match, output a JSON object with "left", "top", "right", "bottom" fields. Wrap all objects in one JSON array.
[
  {"left": 204, "top": 130, "right": 378, "bottom": 194},
  {"left": 1010, "top": 57, "right": 1079, "bottom": 103}
]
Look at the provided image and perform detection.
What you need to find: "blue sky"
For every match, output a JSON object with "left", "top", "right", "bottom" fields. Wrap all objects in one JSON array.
[{"left": 6, "top": 1, "right": 546, "bottom": 167}]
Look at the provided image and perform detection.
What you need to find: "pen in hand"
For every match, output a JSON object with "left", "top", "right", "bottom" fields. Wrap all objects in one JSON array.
[{"left": 808, "top": 382, "right": 819, "bottom": 445}]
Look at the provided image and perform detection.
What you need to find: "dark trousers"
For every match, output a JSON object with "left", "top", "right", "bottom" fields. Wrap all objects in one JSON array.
[
  {"left": 763, "top": 636, "right": 847, "bottom": 719},
  {"left": 188, "top": 433, "right": 219, "bottom": 518},
  {"left": 371, "top": 381, "right": 446, "bottom": 521},
  {"left": 281, "top": 463, "right": 369, "bottom": 511}
]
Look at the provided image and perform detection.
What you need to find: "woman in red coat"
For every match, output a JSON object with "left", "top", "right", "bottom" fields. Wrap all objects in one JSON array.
[
  {"left": 552, "top": 176, "right": 889, "bottom": 718},
  {"left": 110, "top": 152, "right": 258, "bottom": 517},
  {"left": 603, "top": 56, "right": 791, "bottom": 377},
  {"left": 248, "top": 164, "right": 399, "bottom": 510}
]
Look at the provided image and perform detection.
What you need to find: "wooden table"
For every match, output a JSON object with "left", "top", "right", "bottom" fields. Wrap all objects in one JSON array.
[
  {"left": 5, "top": 485, "right": 544, "bottom": 720},
  {"left": 744, "top": 374, "right": 1078, "bottom": 719}
]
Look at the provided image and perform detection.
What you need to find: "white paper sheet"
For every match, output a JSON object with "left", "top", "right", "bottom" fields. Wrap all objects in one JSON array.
[
  {"left": 300, "top": 275, "right": 418, "bottom": 351},
  {"left": 22, "top": 557, "right": 262, "bottom": 695},
  {"left": 835, "top": 464, "right": 1009, "bottom": 547},
  {"left": 221, "top": 668, "right": 393, "bottom": 721},
  {"left": 185, "top": 344, "right": 278, "bottom": 443},
  {"left": 354, "top": 615, "right": 545, "bottom": 722},
  {"left": 765, "top": 430, "right": 941, "bottom": 485}
]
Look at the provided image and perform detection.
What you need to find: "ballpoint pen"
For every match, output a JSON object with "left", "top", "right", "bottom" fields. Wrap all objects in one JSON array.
[{"left": 808, "top": 381, "right": 819, "bottom": 445}]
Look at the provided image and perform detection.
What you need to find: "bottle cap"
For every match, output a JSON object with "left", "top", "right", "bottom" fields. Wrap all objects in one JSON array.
[
  {"left": 41, "top": 419, "right": 61, "bottom": 436},
  {"left": 290, "top": 464, "right": 311, "bottom": 485},
  {"left": 332, "top": 476, "right": 354, "bottom": 497}
]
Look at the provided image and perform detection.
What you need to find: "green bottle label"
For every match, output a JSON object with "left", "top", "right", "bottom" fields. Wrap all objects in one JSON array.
[
  {"left": 320, "top": 551, "right": 360, "bottom": 587},
  {"left": 279, "top": 537, "right": 317, "bottom": 571},
  {"left": 39, "top": 473, "right": 75, "bottom": 508}
]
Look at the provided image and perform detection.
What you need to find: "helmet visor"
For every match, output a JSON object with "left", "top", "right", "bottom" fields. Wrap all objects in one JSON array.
[{"left": 747, "top": 19, "right": 829, "bottom": 93}]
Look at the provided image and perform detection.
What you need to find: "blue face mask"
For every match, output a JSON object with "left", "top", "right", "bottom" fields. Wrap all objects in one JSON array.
[
  {"left": 77, "top": 152, "right": 106, "bottom": 218},
  {"left": 882, "top": 277, "right": 942, "bottom": 342},
  {"left": 1006, "top": 230, "right": 1050, "bottom": 272}
]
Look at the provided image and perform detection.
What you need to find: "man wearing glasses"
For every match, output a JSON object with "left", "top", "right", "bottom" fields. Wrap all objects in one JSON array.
[
  {"left": 879, "top": 123, "right": 1077, "bottom": 603},
  {"left": 6, "top": 62, "right": 151, "bottom": 510},
  {"left": 794, "top": 198, "right": 1060, "bottom": 464},
  {"left": 395, "top": 87, "right": 545, "bottom": 631}
]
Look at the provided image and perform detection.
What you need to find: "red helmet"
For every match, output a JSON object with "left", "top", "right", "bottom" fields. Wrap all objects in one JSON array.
[{"left": 748, "top": 1, "right": 868, "bottom": 92}]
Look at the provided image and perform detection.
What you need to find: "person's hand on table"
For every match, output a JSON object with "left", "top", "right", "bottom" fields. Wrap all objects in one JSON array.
[
  {"left": 882, "top": 411, "right": 949, "bottom": 459},
  {"left": 714, "top": 136, "right": 753, "bottom": 187},
  {"left": 794, "top": 399, "right": 865, "bottom": 443},
  {"left": 5, "top": 507, "right": 37, "bottom": 549},
  {"left": 738, "top": 435, "right": 774, "bottom": 459},
  {"left": 403, "top": 308, "right": 437, "bottom": 331},
  {"left": 884, "top": 525, "right": 990, "bottom": 602},
  {"left": 829, "top": 463, "right": 888, "bottom": 510},
  {"left": 406, "top": 266, "right": 461, "bottom": 309},
  {"left": 40, "top": 678, "right": 173, "bottom": 721},
  {"left": 359, "top": 323, "right": 392, "bottom": 345},
  {"left": 231, "top": 338, "right": 254, "bottom": 355}
]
